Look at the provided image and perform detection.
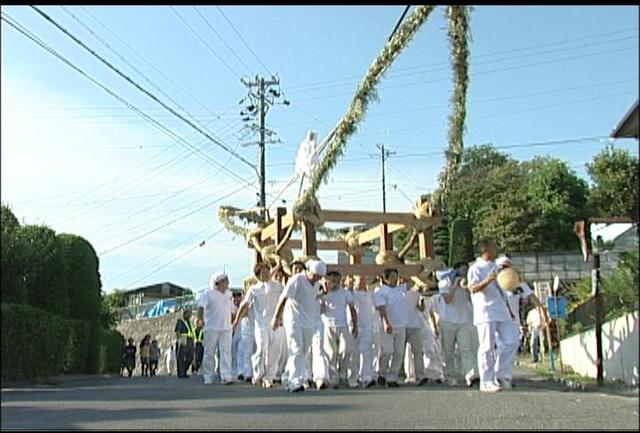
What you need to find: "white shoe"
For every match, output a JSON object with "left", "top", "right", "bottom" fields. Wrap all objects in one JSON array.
[
  {"left": 498, "top": 378, "right": 512, "bottom": 389},
  {"left": 480, "top": 382, "right": 501, "bottom": 393},
  {"left": 263, "top": 379, "right": 273, "bottom": 388}
]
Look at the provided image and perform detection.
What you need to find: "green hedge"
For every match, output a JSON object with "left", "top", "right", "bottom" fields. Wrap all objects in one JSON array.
[
  {"left": 1, "top": 303, "right": 124, "bottom": 381},
  {"left": 98, "top": 328, "right": 125, "bottom": 374}
]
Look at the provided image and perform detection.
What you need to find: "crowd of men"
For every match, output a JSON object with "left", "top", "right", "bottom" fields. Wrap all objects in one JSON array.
[{"left": 173, "top": 237, "right": 550, "bottom": 393}]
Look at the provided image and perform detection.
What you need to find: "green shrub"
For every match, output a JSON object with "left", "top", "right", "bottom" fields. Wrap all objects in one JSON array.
[
  {"left": 98, "top": 328, "right": 125, "bottom": 374},
  {"left": 63, "top": 319, "right": 90, "bottom": 374},
  {"left": 448, "top": 217, "right": 474, "bottom": 266}
]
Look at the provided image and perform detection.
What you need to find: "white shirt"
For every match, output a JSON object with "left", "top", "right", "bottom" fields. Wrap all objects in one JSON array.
[
  {"left": 245, "top": 280, "right": 284, "bottom": 329},
  {"left": 437, "top": 277, "right": 473, "bottom": 324},
  {"left": 403, "top": 287, "right": 424, "bottom": 329},
  {"left": 282, "top": 273, "right": 320, "bottom": 329},
  {"left": 321, "top": 287, "right": 354, "bottom": 328},
  {"left": 504, "top": 282, "right": 534, "bottom": 325},
  {"left": 198, "top": 288, "right": 234, "bottom": 331},
  {"left": 373, "top": 283, "right": 408, "bottom": 328},
  {"left": 526, "top": 307, "right": 543, "bottom": 331},
  {"left": 468, "top": 257, "right": 511, "bottom": 325},
  {"left": 353, "top": 290, "right": 376, "bottom": 329}
]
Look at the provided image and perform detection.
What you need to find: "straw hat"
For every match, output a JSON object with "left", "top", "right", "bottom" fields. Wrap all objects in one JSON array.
[{"left": 496, "top": 267, "right": 520, "bottom": 292}]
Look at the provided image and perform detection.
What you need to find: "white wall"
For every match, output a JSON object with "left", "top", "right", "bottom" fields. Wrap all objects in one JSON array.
[{"left": 560, "top": 311, "right": 639, "bottom": 385}]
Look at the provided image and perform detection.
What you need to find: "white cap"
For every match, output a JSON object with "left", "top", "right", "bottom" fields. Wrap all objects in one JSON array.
[
  {"left": 435, "top": 267, "right": 454, "bottom": 281},
  {"left": 496, "top": 256, "right": 512, "bottom": 267},
  {"left": 437, "top": 279, "right": 452, "bottom": 290},
  {"left": 209, "top": 272, "right": 228, "bottom": 289},
  {"left": 306, "top": 260, "right": 327, "bottom": 277}
]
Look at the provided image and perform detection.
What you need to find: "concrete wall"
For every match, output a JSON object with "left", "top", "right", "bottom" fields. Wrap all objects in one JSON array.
[
  {"left": 116, "top": 312, "right": 182, "bottom": 376},
  {"left": 560, "top": 311, "right": 639, "bottom": 385}
]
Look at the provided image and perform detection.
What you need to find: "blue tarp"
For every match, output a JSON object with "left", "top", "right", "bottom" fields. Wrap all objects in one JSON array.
[{"left": 145, "top": 298, "right": 178, "bottom": 318}]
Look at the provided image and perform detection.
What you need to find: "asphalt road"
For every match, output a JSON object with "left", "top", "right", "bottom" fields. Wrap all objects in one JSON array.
[{"left": 2, "top": 369, "right": 638, "bottom": 430}]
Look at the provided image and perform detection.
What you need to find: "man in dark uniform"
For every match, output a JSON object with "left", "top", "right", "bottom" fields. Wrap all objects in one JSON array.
[
  {"left": 192, "top": 318, "right": 205, "bottom": 375},
  {"left": 123, "top": 338, "right": 137, "bottom": 378},
  {"left": 174, "top": 309, "right": 195, "bottom": 378}
]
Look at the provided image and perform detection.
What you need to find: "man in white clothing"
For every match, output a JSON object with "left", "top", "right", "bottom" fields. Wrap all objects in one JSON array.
[
  {"left": 494, "top": 256, "right": 550, "bottom": 385},
  {"left": 374, "top": 268, "right": 407, "bottom": 387},
  {"left": 467, "top": 239, "right": 519, "bottom": 393},
  {"left": 349, "top": 275, "right": 377, "bottom": 388},
  {"left": 436, "top": 262, "right": 478, "bottom": 387},
  {"left": 198, "top": 272, "right": 237, "bottom": 385},
  {"left": 321, "top": 270, "right": 358, "bottom": 388},
  {"left": 272, "top": 260, "right": 327, "bottom": 393},
  {"left": 402, "top": 278, "right": 429, "bottom": 386},
  {"left": 233, "top": 263, "right": 287, "bottom": 388}
]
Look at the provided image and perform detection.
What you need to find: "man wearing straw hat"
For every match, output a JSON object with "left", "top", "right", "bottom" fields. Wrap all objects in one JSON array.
[{"left": 467, "top": 239, "right": 519, "bottom": 393}]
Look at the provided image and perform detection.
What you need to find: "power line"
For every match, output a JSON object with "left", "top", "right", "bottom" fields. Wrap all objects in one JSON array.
[
  {"left": 80, "top": 6, "right": 227, "bottom": 123},
  {"left": 388, "top": 6, "right": 411, "bottom": 41},
  {"left": 98, "top": 182, "right": 247, "bottom": 256},
  {"left": 216, "top": 6, "right": 272, "bottom": 76},
  {"left": 169, "top": 6, "right": 242, "bottom": 80},
  {"left": 285, "top": 27, "right": 637, "bottom": 92},
  {"left": 30, "top": 6, "right": 256, "bottom": 172},
  {"left": 193, "top": 6, "right": 254, "bottom": 76},
  {"left": 122, "top": 226, "right": 227, "bottom": 290}
]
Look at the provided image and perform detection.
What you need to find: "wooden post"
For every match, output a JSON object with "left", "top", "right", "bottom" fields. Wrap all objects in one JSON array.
[
  {"left": 380, "top": 223, "right": 392, "bottom": 252},
  {"left": 275, "top": 207, "right": 286, "bottom": 246},
  {"left": 302, "top": 221, "right": 317, "bottom": 258},
  {"left": 419, "top": 226, "right": 434, "bottom": 259}
]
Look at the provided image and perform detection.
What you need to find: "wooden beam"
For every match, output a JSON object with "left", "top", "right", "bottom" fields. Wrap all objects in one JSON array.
[
  {"left": 261, "top": 212, "right": 295, "bottom": 241},
  {"left": 275, "top": 207, "right": 286, "bottom": 245},
  {"left": 285, "top": 240, "right": 347, "bottom": 250},
  {"left": 321, "top": 209, "right": 418, "bottom": 225},
  {"left": 327, "top": 264, "right": 423, "bottom": 277},
  {"left": 380, "top": 224, "right": 392, "bottom": 252},
  {"left": 419, "top": 226, "right": 434, "bottom": 259},
  {"left": 358, "top": 223, "right": 405, "bottom": 244},
  {"left": 588, "top": 216, "right": 637, "bottom": 224},
  {"left": 302, "top": 221, "right": 317, "bottom": 257},
  {"left": 349, "top": 254, "right": 362, "bottom": 265}
]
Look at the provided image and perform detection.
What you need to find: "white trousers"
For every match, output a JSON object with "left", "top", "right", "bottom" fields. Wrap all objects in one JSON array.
[
  {"left": 403, "top": 327, "right": 426, "bottom": 382},
  {"left": 476, "top": 320, "right": 519, "bottom": 387},
  {"left": 252, "top": 327, "right": 269, "bottom": 383},
  {"left": 422, "top": 322, "right": 446, "bottom": 381},
  {"left": 203, "top": 330, "right": 232, "bottom": 383},
  {"left": 311, "top": 322, "right": 330, "bottom": 383},
  {"left": 231, "top": 329, "right": 241, "bottom": 376},
  {"left": 323, "top": 325, "right": 354, "bottom": 385},
  {"left": 266, "top": 327, "right": 287, "bottom": 381},
  {"left": 494, "top": 320, "right": 521, "bottom": 381},
  {"left": 440, "top": 320, "right": 477, "bottom": 381},
  {"left": 351, "top": 326, "right": 374, "bottom": 384},
  {"left": 378, "top": 327, "right": 406, "bottom": 382},
  {"left": 240, "top": 329, "right": 255, "bottom": 378},
  {"left": 284, "top": 325, "right": 314, "bottom": 389}
]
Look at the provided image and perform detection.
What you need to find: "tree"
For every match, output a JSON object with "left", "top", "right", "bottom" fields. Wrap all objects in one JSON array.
[
  {"left": 19, "top": 225, "right": 68, "bottom": 317},
  {"left": 1, "top": 205, "right": 27, "bottom": 304},
  {"left": 100, "top": 290, "right": 127, "bottom": 330},
  {"left": 522, "top": 157, "right": 590, "bottom": 250},
  {"left": 587, "top": 146, "right": 639, "bottom": 220}
]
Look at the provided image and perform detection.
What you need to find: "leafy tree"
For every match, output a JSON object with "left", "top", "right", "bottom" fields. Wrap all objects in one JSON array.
[
  {"left": 19, "top": 225, "right": 68, "bottom": 317},
  {"left": 448, "top": 218, "right": 474, "bottom": 265},
  {"left": 522, "top": 157, "right": 590, "bottom": 250},
  {"left": 100, "top": 289, "right": 127, "bottom": 329},
  {"left": 587, "top": 146, "right": 639, "bottom": 220},
  {"left": 1, "top": 204, "right": 27, "bottom": 304}
]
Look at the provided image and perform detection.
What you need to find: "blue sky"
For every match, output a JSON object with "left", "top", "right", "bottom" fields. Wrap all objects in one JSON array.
[{"left": 1, "top": 5, "right": 638, "bottom": 295}]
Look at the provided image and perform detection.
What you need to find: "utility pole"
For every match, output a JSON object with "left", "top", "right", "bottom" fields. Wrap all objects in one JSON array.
[
  {"left": 375, "top": 143, "right": 395, "bottom": 213},
  {"left": 240, "top": 75, "right": 288, "bottom": 223}
]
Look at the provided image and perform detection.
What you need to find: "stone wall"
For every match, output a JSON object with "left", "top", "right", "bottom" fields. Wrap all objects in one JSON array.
[{"left": 116, "top": 312, "right": 182, "bottom": 376}]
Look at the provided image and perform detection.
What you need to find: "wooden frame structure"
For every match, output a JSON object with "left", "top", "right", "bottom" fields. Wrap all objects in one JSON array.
[{"left": 255, "top": 199, "right": 441, "bottom": 277}]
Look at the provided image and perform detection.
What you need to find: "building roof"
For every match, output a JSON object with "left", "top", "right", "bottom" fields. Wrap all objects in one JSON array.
[
  {"left": 611, "top": 100, "right": 639, "bottom": 139},
  {"left": 123, "top": 281, "right": 187, "bottom": 294}
]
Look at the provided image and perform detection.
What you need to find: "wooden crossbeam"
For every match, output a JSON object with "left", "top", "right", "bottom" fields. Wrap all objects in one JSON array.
[
  {"left": 321, "top": 210, "right": 418, "bottom": 225},
  {"left": 261, "top": 213, "right": 295, "bottom": 241},
  {"left": 358, "top": 223, "right": 405, "bottom": 244},
  {"left": 285, "top": 240, "right": 347, "bottom": 250},
  {"left": 326, "top": 263, "right": 423, "bottom": 277}
]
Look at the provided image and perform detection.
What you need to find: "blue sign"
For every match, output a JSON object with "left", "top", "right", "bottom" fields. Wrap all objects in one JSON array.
[{"left": 547, "top": 296, "right": 568, "bottom": 319}]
